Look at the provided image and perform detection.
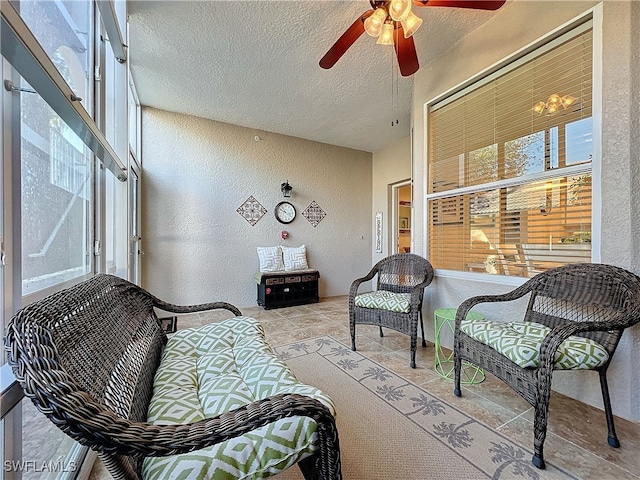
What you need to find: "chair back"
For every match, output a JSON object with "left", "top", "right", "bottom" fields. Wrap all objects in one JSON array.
[
  {"left": 375, "top": 253, "right": 434, "bottom": 294},
  {"left": 5, "top": 275, "right": 167, "bottom": 476},
  {"left": 524, "top": 263, "right": 640, "bottom": 355}
]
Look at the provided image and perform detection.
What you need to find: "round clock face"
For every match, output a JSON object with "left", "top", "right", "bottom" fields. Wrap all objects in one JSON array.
[{"left": 275, "top": 201, "right": 296, "bottom": 224}]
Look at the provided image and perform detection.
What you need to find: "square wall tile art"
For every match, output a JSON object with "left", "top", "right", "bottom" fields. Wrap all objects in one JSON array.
[
  {"left": 302, "top": 201, "right": 326, "bottom": 227},
  {"left": 237, "top": 196, "right": 267, "bottom": 226}
]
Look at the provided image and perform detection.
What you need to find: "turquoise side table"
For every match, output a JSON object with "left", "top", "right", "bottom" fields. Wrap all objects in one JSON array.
[{"left": 434, "top": 308, "right": 485, "bottom": 384}]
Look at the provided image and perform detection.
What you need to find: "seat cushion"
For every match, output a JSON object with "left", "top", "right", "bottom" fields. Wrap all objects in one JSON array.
[
  {"left": 143, "top": 316, "right": 335, "bottom": 480},
  {"left": 354, "top": 291, "right": 412, "bottom": 313},
  {"left": 460, "top": 319, "right": 609, "bottom": 369}
]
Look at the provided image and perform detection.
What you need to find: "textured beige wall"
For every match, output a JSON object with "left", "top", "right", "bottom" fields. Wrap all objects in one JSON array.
[
  {"left": 411, "top": 1, "right": 640, "bottom": 421},
  {"left": 141, "top": 108, "right": 372, "bottom": 307},
  {"left": 372, "top": 136, "right": 412, "bottom": 265}
]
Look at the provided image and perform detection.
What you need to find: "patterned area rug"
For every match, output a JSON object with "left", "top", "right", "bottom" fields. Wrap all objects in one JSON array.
[{"left": 273, "top": 336, "right": 575, "bottom": 480}]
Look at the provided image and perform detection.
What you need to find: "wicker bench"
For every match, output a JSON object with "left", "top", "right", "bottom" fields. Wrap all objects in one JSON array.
[{"left": 5, "top": 274, "right": 341, "bottom": 480}]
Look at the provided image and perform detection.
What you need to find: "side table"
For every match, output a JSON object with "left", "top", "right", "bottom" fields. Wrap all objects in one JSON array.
[{"left": 434, "top": 307, "right": 485, "bottom": 384}]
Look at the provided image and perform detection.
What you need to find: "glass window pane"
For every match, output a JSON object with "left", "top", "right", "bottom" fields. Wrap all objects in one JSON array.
[
  {"left": 468, "top": 144, "right": 498, "bottom": 184},
  {"left": 105, "top": 168, "right": 128, "bottom": 278},
  {"left": 21, "top": 79, "right": 92, "bottom": 295},
  {"left": 19, "top": 0, "right": 93, "bottom": 114},
  {"left": 505, "top": 132, "right": 545, "bottom": 176},
  {"left": 428, "top": 174, "right": 592, "bottom": 276},
  {"left": 566, "top": 118, "right": 593, "bottom": 165},
  {"left": 21, "top": 398, "right": 82, "bottom": 478},
  {"left": 428, "top": 26, "right": 593, "bottom": 275}
]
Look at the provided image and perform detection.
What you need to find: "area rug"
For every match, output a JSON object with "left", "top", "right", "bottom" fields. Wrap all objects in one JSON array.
[{"left": 272, "top": 336, "right": 575, "bottom": 480}]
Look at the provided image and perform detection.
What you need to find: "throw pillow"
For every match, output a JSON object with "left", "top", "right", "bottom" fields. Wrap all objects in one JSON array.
[
  {"left": 281, "top": 244, "right": 309, "bottom": 271},
  {"left": 257, "top": 246, "right": 284, "bottom": 272}
]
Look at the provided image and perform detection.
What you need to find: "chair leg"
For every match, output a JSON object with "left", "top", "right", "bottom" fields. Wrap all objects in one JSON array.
[
  {"left": 453, "top": 351, "right": 462, "bottom": 397},
  {"left": 599, "top": 369, "right": 620, "bottom": 448},
  {"left": 532, "top": 403, "right": 547, "bottom": 469},
  {"left": 419, "top": 309, "right": 426, "bottom": 347},
  {"left": 350, "top": 314, "right": 356, "bottom": 352},
  {"left": 298, "top": 454, "right": 320, "bottom": 480},
  {"left": 532, "top": 372, "right": 553, "bottom": 469},
  {"left": 379, "top": 326, "right": 384, "bottom": 338},
  {"left": 409, "top": 320, "right": 417, "bottom": 369}
]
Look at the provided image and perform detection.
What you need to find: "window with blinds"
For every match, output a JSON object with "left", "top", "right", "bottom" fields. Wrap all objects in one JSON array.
[{"left": 427, "top": 22, "right": 593, "bottom": 277}]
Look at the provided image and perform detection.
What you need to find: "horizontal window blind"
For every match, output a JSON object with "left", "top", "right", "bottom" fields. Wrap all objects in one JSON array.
[
  {"left": 427, "top": 23, "right": 593, "bottom": 277},
  {"left": 429, "top": 27, "right": 592, "bottom": 194}
]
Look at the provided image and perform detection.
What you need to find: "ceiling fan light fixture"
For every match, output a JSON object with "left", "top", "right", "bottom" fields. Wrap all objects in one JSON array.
[
  {"left": 532, "top": 101, "right": 546, "bottom": 114},
  {"left": 376, "top": 22, "right": 395, "bottom": 45},
  {"left": 547, "top": 93, "right": 561, "bottom": 105},
  {"left": 401, "top": 10, "right": 423, "bottom": 38},
  {"left": 364, "top": 8, "right": 388, "bottom": 37},
  {"left": 561, "top": 95, "right": 577, "bottom": 109},
  {"left": 389, "top": 0, "right": 412, "bottom": 21}
]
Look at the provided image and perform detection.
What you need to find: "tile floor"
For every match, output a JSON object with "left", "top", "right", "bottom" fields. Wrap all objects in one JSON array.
[{"left": 90, "top": 296, "right": 640, "bottom": 479}]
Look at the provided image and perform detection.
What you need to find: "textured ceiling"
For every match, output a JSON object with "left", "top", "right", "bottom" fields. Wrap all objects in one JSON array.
[{"left": 127, "top": 1, "right": 505, "bottom": 153}]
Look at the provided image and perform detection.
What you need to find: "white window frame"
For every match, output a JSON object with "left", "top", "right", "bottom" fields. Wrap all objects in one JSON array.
[{"left": 424, "top": 10, "right": 602, "bottom": 285}]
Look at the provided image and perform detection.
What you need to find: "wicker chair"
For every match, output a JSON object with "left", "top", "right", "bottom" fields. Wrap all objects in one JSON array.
[
  {"left": 4, "top": 274, "right": 341, "bottom": 480},
  {"left": 349, "top": 253, "right": 434, "bottom": 368},
  {"left": 453, "top": 263, "right": 640, "bottom": 469}
]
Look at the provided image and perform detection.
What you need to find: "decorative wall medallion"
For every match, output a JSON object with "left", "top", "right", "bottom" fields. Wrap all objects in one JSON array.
[
  {"left": 237, "top": 196, "right": 267, "bottom": 226},
  {"left": 302, "top": 201, "right": 326, "bottom": 228}
]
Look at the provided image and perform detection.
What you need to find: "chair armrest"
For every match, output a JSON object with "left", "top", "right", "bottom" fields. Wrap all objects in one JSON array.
[
  {"left": 348, "top": 268, "right": 378, "bottom": 304},
  {"left": 54, "top": 392, "right": 340, "bottom": 476},
  {"left": 454, "top": 282, "right": 533, "bottom": 331},
  {"left": 68, "top": 393, "right": 334, "bottom": 454},
  {"left": 536, "top": 319, "right": 628, "bottom": 374},
  {"left": 150, "top": 295, "right": 242, "bottom": 317}
]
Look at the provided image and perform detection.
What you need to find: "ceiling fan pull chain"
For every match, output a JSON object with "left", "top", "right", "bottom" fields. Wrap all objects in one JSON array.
[{"left": 391, "top": 31, "right": 398, "bottom": 127}]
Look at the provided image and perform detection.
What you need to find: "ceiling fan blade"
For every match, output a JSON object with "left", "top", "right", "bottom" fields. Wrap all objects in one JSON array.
[
  {"left": 319, "top": 10, "right": 373, "bottom": 69},
  {"left": 394, "top": 27, "right": 419, "bottom": 77},
  {"left": 413, "top": 0, "right": 506, "bottom": 9}
]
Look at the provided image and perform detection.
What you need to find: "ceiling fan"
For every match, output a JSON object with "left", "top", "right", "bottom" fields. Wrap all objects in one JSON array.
[{"left": 320, "top": 0, "right": 507, "bottom": 77}]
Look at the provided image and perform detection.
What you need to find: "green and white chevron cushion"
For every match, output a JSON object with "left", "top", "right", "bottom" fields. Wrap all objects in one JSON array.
[
  {"left": 143, "top": 316, "right": 335, "bottom": 480},
  {"left": 460, "top": 319, "right": 609, "bottom": 369},
  {"left": 354, "top": 291, "right": 412, "bottom": 313}
]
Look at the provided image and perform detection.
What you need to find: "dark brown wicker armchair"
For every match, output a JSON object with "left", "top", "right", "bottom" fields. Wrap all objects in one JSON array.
[
  {"left": 453, "top": 263, "right": 640, "bottom": 469},
  {"left": 4, "top": 274, "right": 341, "bottom": 480},
  {"left": 349, "top": 253, "right": 434, "bottom": 368}
]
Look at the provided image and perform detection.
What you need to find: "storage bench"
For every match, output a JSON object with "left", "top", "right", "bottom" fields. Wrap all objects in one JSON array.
[
  {"left": 5, "top": 274, "right": 341, "bottom": 480},
  {"left": 256, "top": 269, "right": 320, "bottom": 309}
]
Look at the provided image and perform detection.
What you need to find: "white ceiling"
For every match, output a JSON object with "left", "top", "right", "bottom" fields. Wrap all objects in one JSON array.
[{"left": 127, "top": 1, "right": 505, "bottom": 153}]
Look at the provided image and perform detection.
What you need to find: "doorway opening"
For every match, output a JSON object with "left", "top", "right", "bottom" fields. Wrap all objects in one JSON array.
[{"left": 392, "top": 180, "right": 412, "bottom": 254}]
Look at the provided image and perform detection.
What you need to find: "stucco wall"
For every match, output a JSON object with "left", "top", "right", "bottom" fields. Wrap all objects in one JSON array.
[
  {"left": 410, "top": 1, "right": 640, "bottom": 421},
  {"left": 372, "top": 136, "right": 412, "bottom": 265},
  {"left": 141, "top": 108, "right": 372, "bottom": 307}
]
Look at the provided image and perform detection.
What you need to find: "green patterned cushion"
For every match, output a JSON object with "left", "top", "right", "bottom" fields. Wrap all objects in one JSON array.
[
  {"left": 354, "top": 291, "right": 411, "bottom": 313},
  {"left": 143, "top": 316, "right": 335, "bottom": 480},
  {"left": 460, "top": 319, "right": 609, "bottom": 369}
]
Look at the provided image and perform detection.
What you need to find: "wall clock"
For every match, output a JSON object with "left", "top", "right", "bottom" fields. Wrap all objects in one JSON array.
[{"left": 274, "top": 201, "right": 296, "bottom": 224}]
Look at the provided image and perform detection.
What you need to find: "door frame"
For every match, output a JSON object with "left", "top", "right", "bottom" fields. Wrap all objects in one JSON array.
[{"left": 391, "top": 179, "right": 412, "bottom": 255}]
